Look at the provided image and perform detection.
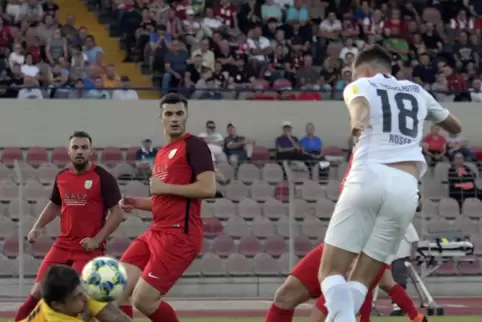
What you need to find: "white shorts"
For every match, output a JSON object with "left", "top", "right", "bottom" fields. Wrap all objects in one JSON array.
[{"left": 324, "top": 163, "right": 419, "bottom": 264}]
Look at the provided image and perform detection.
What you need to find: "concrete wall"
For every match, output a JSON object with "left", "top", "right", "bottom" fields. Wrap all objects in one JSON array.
[{"left": 1, "top": 100, "right": 481, "bottom": 148}]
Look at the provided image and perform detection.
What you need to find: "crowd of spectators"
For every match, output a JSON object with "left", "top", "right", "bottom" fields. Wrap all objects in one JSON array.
[
  {"left": 112, "top": 0, "right": 482, "bottom": 100},
  {"left": 0, "top": 0, "right": 140, "bottom": 99}
]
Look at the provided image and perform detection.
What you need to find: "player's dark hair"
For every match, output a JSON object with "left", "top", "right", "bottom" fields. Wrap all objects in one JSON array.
[
  {"left": 69, "top": 131, "right": 92, "bottom": 144},
  {"left": 353, "top": 45, "right": 392, "bottom": 71},
  {"left": 159, "top": 93, "right": 188, "bottom": 109},
  {"left": 41, "top": 265, "right": 81, "bottom": 306}
]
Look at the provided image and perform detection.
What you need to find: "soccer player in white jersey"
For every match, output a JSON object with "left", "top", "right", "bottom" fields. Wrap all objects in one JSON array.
[{"left": 317, "top": 45, "right": 462, "bottom": 322}]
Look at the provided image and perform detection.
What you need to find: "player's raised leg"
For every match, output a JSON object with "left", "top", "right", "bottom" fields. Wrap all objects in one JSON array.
[{"left": 266, "top": 244, "right": 324, "bottom": 322}]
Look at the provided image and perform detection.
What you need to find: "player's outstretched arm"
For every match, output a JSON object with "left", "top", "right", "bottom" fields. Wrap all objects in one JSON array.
[{"left": 94, "top": 302, "right": 133, "bottom": 322}]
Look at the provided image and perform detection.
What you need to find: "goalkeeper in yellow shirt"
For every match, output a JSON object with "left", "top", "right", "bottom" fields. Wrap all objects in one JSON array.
[{"left": 20, "top": 265, "right": 132, "bottom": 322}]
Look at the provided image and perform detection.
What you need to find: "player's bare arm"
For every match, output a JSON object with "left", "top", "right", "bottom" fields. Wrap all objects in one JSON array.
[
  {"left": 347, "top": 96, "right": 371, "bottom": 137},
  {"left": 94, "top": 302, "right": 133, "bottom": 322},
  {"left": 150, "top": 171, "right": 216, "bottom": 198},
  {"left": 436, "top": 114, "right": 462, "bottom": 135},
  {"left": 81, "top": 204, "right": 125, "bottom": 251},
  {"left": 28, "top": 201, "right": 60, "bottom": 243}
]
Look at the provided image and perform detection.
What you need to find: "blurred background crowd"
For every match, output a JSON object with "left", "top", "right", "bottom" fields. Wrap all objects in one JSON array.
[{"left": 0, "top": 0, "right": 481, "bottom": 100}]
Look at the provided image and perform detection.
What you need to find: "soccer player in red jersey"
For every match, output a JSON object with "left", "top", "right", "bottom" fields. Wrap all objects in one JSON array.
[
  {"left": 117, "top": 93, "right": 216, "bottom": 322},
  {"left": 14, "top": 131, "right": 124, "bottom": 322}
]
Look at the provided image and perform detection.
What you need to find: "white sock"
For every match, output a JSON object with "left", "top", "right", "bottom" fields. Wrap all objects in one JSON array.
[
  {"left": 347, "top": 281, "right": 368, "bottom": 314},
  {"left": 321, "top": 275, "right": 356, "bottom": 322}
]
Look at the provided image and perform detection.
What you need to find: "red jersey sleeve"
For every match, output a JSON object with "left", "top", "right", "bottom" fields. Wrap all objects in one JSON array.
[
  {"left": 50, "top": 172, "right": 63, "bottom": 206},
  {"left": 185, "top": 136, "right": 215, "bottom": 177},
  {"left": 94, "top": 166, "right": 122, "bottom": 209}
]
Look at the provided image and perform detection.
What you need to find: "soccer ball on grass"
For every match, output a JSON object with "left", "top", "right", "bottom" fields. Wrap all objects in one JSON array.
[{"left": 81, "top": 256, "right": 128, "bottom": 302}]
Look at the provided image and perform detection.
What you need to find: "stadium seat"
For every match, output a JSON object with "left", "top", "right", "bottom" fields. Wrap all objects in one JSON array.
[
  {"left": 288, "top": 162, "right": 310, "bottom": 183},
  {"left": 253, "top": 253, "right": 280, "bottom": 276},
  {"left": 315, "top": 198, "right": 335, "bottom": 220},
  {"left": 184, "top": 258, "right": 202, "bottom": 277},
  {"left": 3, "top": 235, "right": 21, "bottom": 257},
  {"left": 202, "top": 217, "right": 224, "bottom": 238},
  {"left": 37, "top": 163, "right": 60, "bottom": 185},
  {"left": 212, "top": 198, "right": 235, "bottom": 221},
  {"left": 125, "top": 148, "right": 138, "bottom": 166},
  {"left": 453, "top": 216, "right": 478, "bottom": 235},
  {"left": 0, "top": 255, "right": 15, "bottom": 277},
  {"left": 112, "top": 163, "right": 135, "bottom": 180},
  {"left": 262, "top": 163, "right": 284, "bottom": 184},
  {"left": 322, "top": 146, "right": 345, "bottom": 162},
  {"left": 0, "top": 163, "right": 13, "bottom": 181},
  {"left": 122, "top": 180, "right": 149, "bottom": 197},
  {"left": 224, "top": 180, "right": 250, "bottom": 202},
  {"left": 237, "top": 198, "right": 261, "bottom": 220},
  {"left": 1, "top": 147, "right": 23, "bottom": 167},
  {"left": 264, "top": 236, "right": 287, "bottom": 257},
  {"left": 216, "top": 162, "right": 235, "bottom": 182},
  {"left": 293, "top": 199, "right": 311, "bottom": 221},
  {"left": 238, "top": 235, "right": 262, "bottom": 257},
  {"left": 434, "top": 162, "right": 451, "bottom": 183},
  {"left": 275, "top": 181, "right": 289, "bottom": 201},
  {"left": 12, "top": 162, "right": 37, "bottom": 183},
  {"left": 300, "top": 180, "right": 325, "bottom": 202},
  {"left": 26, "top": 147, "right": 49, "bottom": 167},
  {"left": 427, "top": 217, "right": 450, "bottom": 233},
  {"left": 226, "top": 253, "right": 254, "bottom": 276},
  {"left": 462, "top": 198, "right": 482, "bottom": 219},
  {"left": 251, "top": 217, "right": 276, "bottom": 239},
  {"left": 224, "top": 217, "right": 250, "bottom": 239},
  {"left": 421, "top": 199, "right": 438, "bottom": 219},
  {"left": 7, "top": 199, "right": 30, "bottom": 220},
  {"left": 107, "top": 237, "right": 132, "bottom": 257},
  {"left": 249, "top": 180, "right": 274, "bottom": 202},
  {"left": 294, "top": 236, "right": 313, "bottom": 257},
  {"left": 0, "top": 180, "right": 19, "bottom": 202},
  {"left": 237, "top": 163, "right": 261, "bottom": 183},
  {"left": 51, "top": 147, "right": 70, "bottom": 167},
  {"left": 24, "top": 180, "right": 49, "bottom": 202},
  {"left": 335, "top": 162, "right": 349, "bottom": 181},
  {"left": 201, "top": 238, "right": 212, "bottom": 255},
  {"left": 18, "top": 254, "right": 42, "bottom": 277},
  {"left": 251, "top": 146, "right": 270, "bottom": 166},
  {"left": 262, "top": 197, "right": 286, "bottom": 220},
  {"left": 31, "top": 235, "right": 54, "bottom": 257},
  {"left": 200, "top": 253, "right": 226, "bottom": 276},
  {"left": 101, "top": 147, "right": 124, "bottom": 166},
  {"left": 201, "top": 201, "right": 215, "bottom": 218},
  {"left": 212, "top": 234, "right": 235, "bottom": 257},
  {"left": 275, "top": 217, "right": 300, "bottom": 239},
  {"left": 325, "top": 180, "right": 341, "bottom": 201},
  {"left": 301, "top": 216, "right": 326, "bottom": 240},
  {"left": 438, "top": 197, "right": 460, "bottom": 219},
  {"left": 0, "top": 217, "right": 17, "bottom": 239}
]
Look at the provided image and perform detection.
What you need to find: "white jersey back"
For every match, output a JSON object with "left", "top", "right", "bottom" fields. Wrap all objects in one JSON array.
[{"left": 343, "top": 74, "right": 450, "bottom": 178}]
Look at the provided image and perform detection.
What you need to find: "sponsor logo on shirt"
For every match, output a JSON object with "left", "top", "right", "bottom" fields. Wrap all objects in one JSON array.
[
  {"left": 168, "top": 149, "right": 178, "bottom": 159},
  {"left": 63, "top": 193, "right": 88, "bottom": 206}
]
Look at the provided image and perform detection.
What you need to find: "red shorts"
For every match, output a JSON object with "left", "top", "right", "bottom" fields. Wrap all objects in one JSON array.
[
  {"left": 290, "top": 244, "right": 324, "bottom": 297},
  {"left": 315, "top": 264, "right": 391, "bottom": 315},
  {"left": 120, "top": 229, "right": 202, "bottom": 294},
  {"left": 36, "top": 246, "right": 104, "bottom": 282}
]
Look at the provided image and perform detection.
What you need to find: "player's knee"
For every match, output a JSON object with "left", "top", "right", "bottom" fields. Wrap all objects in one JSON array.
[
  {"left": 131, "top": 280, "right": 162, "bottom": 314},
  {"left": 30, "top": 283, "right": 41, "bottom": 298},
  {"left": 378, "top": 271, "right": 396, "bottom": 292},
  {"left": 273, "top": 276, "right": 310, "bottom": 310}
]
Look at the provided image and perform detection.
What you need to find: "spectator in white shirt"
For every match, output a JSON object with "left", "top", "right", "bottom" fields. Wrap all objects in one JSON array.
[
  {"left": 247, "top": 25, "right": 272, "bottom": 62},
  {"left": 319, "top": 11, "right": 342, "bottom": 41},
  {"left": 17, "top": 76, "right": 44, "bottom": 99},
  {"left": 198, "top": 120, "right": 227, "bottom": 162},
  {"left": 112, "top": 76, "right": 139, "bottom": 100},
  {"left": 21, "top": 53, "right": 39, "bottom": 77},
  {"left": 9, "top": 43, "right": 25, "bottom": 69},
  {"left": 469, "top": 78, "right": 482, "bottom": 102},
  {"left": 339, "top": 37, "right": 359, "bottom": 59}
]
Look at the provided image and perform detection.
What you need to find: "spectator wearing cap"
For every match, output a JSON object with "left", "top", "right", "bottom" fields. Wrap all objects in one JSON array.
[
  {"left": 198, "top": 120, "right": 227, "bottom": 162},
  {"left": 275, "top": 121, "right": 302, "bottom": 161},
  {"left": 112, "top": 76, "right": 139, "bottom": 100},
  {"left": 247, "top": 25, "right": 272, "bottom": 62},
  {"left": 224, "top": 123, "right": 254, "bottom": 163},
  {"left": 162, "top": 39, "right": 189, "bottom": 95},
  {"left": 191, "top": 37, "right": 215, "bottom": 71},
  {"left": 136, "top": 137, "right": 158, "bottom": 178}
]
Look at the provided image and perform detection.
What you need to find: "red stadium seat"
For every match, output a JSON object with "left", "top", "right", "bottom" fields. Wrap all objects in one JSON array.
[
  {"left": 275, "top": 181, "right": 290, "bottom": 202},
  {"left": 51, "top": 147, "right": 70, "bottom": 167},
  {"left": 101, "top": 147, "right": 124, "bottom": 166},
  {"left": 125, "top": 147, "right": 139, "bottom": 166},
  {"left": 272, "top": 78, "right": 292, "bottom": 90},
  {"left": 238, "top": 235, "right": 261, "bottom": 257},
  {"left": 37, "top": 163, "right": 60, "bottom": 185},
  {"left": 3, "top": 235, "right": 22, "bottom": 257},
  {"left": 89, "top": 149, "right": 99, "bottom": 162},
  {"left": 251, "top": 146, "right": 270, "bottom": 166},
  {"left": 264, "top": 236, "right": 287, "bottom": 257},
  {"left": 212, "top": 234, "right": 235, "bottom": 257},
  {"left": 26, "top": 147, "right": 49, "bottom": 167},
  {"left": 294, "top": 236, "right": 313, "bottom": 257},
  {"left": 253, "top": 253, "right": 280, "bottom": 276},
  {"left": 202, "top": 217, "right": 223, "bottom": 238},
  {"left": 1, "top": 147, "right": 23, "bottom": 167}
]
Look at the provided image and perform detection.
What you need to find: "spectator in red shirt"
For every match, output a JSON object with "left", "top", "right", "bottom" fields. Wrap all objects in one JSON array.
[
  {"left": 213, "top": 0, "right": 238, "bottom": 32},
  {"left": 383, "top": 8, "right": 407, "bottom": 35},
  {"left": 423, "top": 125, "right": 447, "bottom": 165},
  {"left": 443, "top": 65, "right": 469, "bottom": 101}
]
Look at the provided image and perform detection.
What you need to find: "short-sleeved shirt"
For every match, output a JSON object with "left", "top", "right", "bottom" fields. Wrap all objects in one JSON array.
[
  {"left": 300, "top": 136, "right": 322, "bottom": 153},
  {"left": 343, "top": 73, "right": 450, "bottom": 179},
  {"left": 276, "top": 135, "right": 298, "bottom": 149},
  {"left": 50, "top": 164, "right": 122, "bottom": 250},
  {"left": 423, "top": 134, "right": 447, "bottom": 153},
  {"left": 151, "top": 133, "right": 214, "bottom": 235},
  {"left": 21, "top": 298, "right": 106, "bottom": 322}
]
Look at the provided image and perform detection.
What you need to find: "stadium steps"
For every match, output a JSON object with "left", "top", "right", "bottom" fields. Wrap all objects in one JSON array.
[{"left": 56, "top": 0, "right": 159, "bottom": 99}]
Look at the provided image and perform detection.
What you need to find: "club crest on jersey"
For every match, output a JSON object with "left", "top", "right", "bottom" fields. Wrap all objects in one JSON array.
[
  {"left": 84, "top": 180, "right": 93, "bottom": 189},
  {"left": 168, "top": 149, "right": 178, "bottom": 159},
  {"left": 351, "top": 84, "right": 358, "bottom": 94}
]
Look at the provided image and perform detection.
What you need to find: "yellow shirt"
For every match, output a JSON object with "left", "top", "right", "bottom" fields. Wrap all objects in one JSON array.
[{"left": 20, "top": 298, "right": 107, "bottom": 322}]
